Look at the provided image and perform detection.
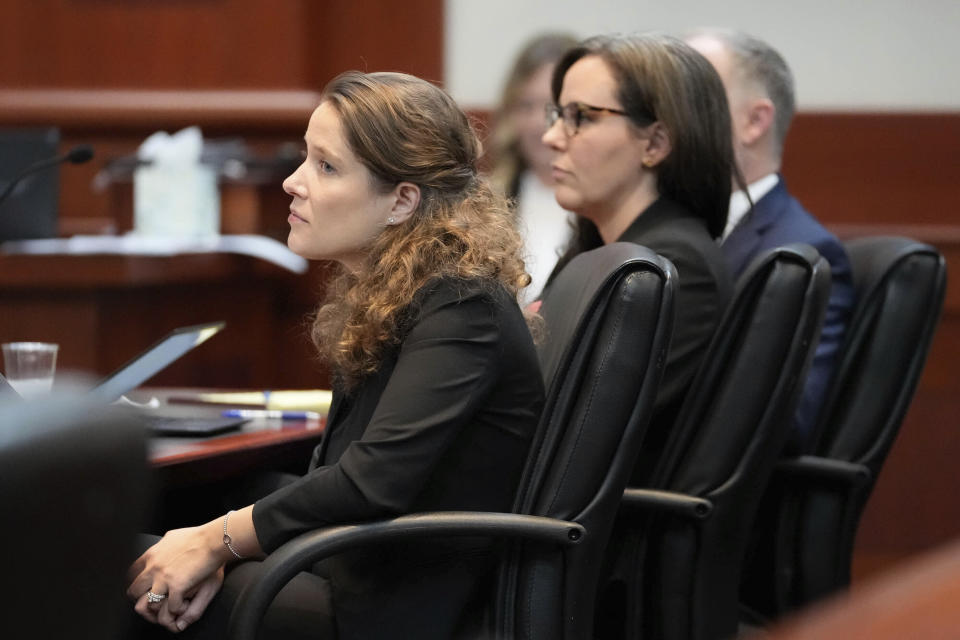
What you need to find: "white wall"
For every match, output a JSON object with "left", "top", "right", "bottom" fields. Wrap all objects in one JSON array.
[{"left": 445, "top": 0, "right": 960, "bottom": 111}]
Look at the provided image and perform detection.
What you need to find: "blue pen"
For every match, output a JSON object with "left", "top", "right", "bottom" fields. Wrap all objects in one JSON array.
[{"left": 222, "top": 409, "right": 321, "bottom": 421}]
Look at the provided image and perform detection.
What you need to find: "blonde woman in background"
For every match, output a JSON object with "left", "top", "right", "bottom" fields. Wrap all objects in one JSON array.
[{"left": 490, "top": 32, "right": 579, "bottom": 304}]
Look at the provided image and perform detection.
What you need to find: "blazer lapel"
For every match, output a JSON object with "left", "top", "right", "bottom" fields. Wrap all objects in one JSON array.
[
  {"left": 722, "top": 180, "right": 787, "bottom": 276},
  {"left": 723, "top": 220, "right": 764, "bottom": 276}
]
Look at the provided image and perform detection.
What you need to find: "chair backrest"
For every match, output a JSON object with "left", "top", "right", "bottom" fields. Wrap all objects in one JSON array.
[
  {"left": 812, "top": 236, "right": 946, "bottom": 469},
  {"left": 497, "top": 242, "right": 676, "bottom": 640},
  {"left": 791, "top": 236, "right": 946, "bottom": 603},
  {"left": 0, "top": 395, "right": 152, "bottom": 639},
  {"left": 630, "top": 244, "right": 831, "bottom": 640}
]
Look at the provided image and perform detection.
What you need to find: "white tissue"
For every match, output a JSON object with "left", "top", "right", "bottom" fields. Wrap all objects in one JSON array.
[{"left": 133, "top": 126, "right": 220, "bottom": 237}]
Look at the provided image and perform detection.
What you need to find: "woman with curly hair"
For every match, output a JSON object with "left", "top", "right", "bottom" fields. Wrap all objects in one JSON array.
[{"left": 127, "top": 71, "right": 545, "bottom": 639}]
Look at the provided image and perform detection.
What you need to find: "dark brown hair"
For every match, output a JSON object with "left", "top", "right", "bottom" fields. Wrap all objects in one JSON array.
[{"left": 552, "top": 33, "right": 735, "bottom": 239}]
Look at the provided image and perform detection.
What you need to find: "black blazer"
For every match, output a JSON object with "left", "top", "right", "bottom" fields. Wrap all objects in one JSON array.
[
  {"left": 616, "top": 197, "right": 732, "bottom": 414},
  {"left": 547, "top": 197, "right": 731, "bottom": 481},
  {"left": 253, "top": 277, "right": 544, "bottom": 638}
]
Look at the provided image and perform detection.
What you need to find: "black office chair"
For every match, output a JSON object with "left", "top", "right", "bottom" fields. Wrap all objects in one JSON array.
[
  {"left": 0, "top": 395, "right": 152, "bottom": 640},
  {"left": 740, "top": 236, "right": 947, "bottom": 620},
  {"left": 602, "top": 244, "right": 831, "bottom": 640},
  {"left": 228, "top": 242, "right": 677, "bottom": 640}
]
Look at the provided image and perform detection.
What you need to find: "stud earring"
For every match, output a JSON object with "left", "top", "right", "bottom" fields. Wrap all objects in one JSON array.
[{"left": 387, "top": 217, "right": 396, "bottom": 225}]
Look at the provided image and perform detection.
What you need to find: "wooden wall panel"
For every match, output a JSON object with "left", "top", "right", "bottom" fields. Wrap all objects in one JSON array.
[
  {"left": 0, "top": 0, "right": 443, "bottom": 91},
  {"left": 303, "top": 0, "right": 444, "bottom": 87},
  {"left": 0, "top": 0, "right": 310, "bottom": 88},
  {"left": 783, "top": 113, "right": 960, "bottom": 226}
]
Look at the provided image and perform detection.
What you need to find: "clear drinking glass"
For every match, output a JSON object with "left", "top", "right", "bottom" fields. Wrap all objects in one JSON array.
[{"left": 2, "top": 342, "right": 59, "bottom": 398}]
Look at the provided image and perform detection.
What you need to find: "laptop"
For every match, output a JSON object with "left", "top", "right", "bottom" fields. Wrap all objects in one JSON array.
[
  {"left": 0, "top": 370, "right": 19, "bottom": 400},
  {"left": 1, "top": 321, "right": 247, "bottom": 436},
  {"left": 0, "top": 128, "right": 60, "bottom": 242}
]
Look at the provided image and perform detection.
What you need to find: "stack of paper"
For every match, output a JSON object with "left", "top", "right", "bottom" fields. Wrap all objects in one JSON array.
[{"left": 190, "top": 390, "right": 333, "bottom": 413}]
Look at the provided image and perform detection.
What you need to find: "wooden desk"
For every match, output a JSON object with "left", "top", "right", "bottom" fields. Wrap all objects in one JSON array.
[
  {"left": 769, "top": 538, "right": 960, "bottom": 639},
  {"left": 134, "top": 388, "right": 326, "bottom": 488},
  {"left": 151, "top": 419, "right": 324, "bottom": 489},
  {"left": 136, "top": 388, "right": 327, "bottom": 529},
  {"left": 0, "top": 250, "right": 332, "bottom": 389}
]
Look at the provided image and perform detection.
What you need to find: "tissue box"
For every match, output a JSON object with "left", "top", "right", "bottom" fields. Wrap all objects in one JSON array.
[
  {"left": 134, "top": 163, "right": 219, "bottom": 237},
  {"left": 133, "top": 126, "right": 220, "bottom": 237}
]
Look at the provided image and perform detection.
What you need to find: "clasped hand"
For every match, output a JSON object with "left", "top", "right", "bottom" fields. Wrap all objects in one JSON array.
[{"left": 127, "top": 523, "right": 228, "bottom": 633}]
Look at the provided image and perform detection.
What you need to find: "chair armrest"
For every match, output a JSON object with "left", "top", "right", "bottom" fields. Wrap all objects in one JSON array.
[
  {"left": 775, "top": 455, "right": 872, "bottom": 486},
  {"left": 228, "top": 511, "right": 584, "bottom": 640},
  {"left": 621, "top": 488, "right": 714, "bottom": 520}
]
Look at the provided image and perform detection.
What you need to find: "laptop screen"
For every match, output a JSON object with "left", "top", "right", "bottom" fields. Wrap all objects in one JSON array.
[
  {"left": 0, "top": 371, "right": 20, "bottom": 400},
  {"left": 89, "top": 322, "right": 225, "bottom": 403}
]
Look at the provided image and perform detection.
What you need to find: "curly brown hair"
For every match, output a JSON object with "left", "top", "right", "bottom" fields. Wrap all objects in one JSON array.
[{"left": 310, "top": 71, "right": 534, "bottom": 388}]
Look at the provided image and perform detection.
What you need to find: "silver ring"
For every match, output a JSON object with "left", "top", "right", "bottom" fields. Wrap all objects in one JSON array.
[{"left": 146, "top": 591, "right": 168, "bottom": 604}]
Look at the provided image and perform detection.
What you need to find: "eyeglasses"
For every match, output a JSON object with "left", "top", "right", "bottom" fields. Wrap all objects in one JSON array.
[{"left": 545, "top": 102, "right": 629, "bottom": 136}]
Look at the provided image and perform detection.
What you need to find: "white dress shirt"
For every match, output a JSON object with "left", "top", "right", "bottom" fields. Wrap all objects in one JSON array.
[
  {"left": 723, "top": 173, "right": 780, "bottom": 240},
  {"left": 516, "top": 171, "right": 575, "bottom": 305}
]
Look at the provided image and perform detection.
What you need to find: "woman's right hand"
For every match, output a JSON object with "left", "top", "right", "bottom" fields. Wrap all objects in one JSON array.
[
  {"left": 156, "top": 566, "right": 225, "bottom": 633},
  {"left": 127, "top": 521, "right": 230, "bottom": 630}
]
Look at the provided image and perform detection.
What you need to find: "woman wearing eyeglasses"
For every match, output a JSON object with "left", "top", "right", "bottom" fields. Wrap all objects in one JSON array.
[{"left": 543, "top": 33, "right": 735, "bottom": 454}]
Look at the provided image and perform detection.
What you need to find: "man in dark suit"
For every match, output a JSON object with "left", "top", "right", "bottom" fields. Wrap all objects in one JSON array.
[{"left": 687, "top": 29, "right": 855, "bottom": 448}]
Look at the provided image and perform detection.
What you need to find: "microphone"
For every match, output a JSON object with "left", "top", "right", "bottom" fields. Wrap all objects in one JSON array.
[{"left": 0, "top": 144, "right": 94, "bottom": 209}]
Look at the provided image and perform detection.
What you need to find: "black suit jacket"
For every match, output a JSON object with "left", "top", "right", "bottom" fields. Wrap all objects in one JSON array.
[
  {"left": 617, "top": 197, "right": 732, "bottom": 415},
  {"left": 253, "top": 277, "right": 544, "bottom": 638},
  {"left": 722, "top": 178, "right": 854, "bottom": 447},
  {"left": 547, "top": 197, "right": 731, "bottom": 482}
]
